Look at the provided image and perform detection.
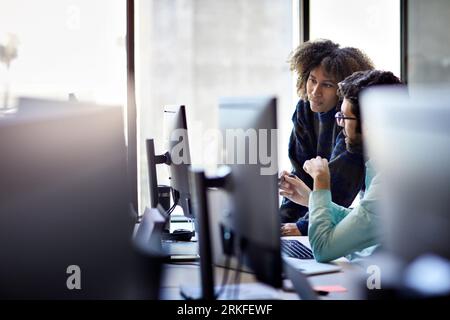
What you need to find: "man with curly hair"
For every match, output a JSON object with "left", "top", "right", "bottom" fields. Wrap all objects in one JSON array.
[
  {"left": 280, "top": 70, "right": 402, "bottom": 262},
  {"left": 280, "top": 39, "right": 374, "bottom": 236}
]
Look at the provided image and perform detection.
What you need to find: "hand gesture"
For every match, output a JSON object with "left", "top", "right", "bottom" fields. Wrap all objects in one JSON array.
[
  {"left": 278, "top": 170, "right": 311, "bottom": 207},
  {"left": 303, "top": 156, "right": 331, "bottom": 190}
]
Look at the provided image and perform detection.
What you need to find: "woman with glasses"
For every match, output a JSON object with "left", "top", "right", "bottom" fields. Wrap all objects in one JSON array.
[
  {"left": 280, "top": 39, "right": 374, "bottom": 236},
  {"left": 280, "top": 70, "right": 402, "bottom": 262}
]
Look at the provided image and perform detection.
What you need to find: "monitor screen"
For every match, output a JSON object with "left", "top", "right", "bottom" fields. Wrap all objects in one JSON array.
[
  {"left": 218, "top": 96, "right": 282, "bottom": 288},
  {"left": 361, "top": 87, "right": 450, "bottom": 262},
  {"left": 165, "top": 105, "right": 193, "bottom": 218},
  {"left": 0, "top": 98, "right": 163, "bottom": 299}
]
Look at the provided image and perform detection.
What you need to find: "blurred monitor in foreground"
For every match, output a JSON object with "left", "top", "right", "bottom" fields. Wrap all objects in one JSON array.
[
  {"left": 0, "top": 98, "right": 163, "bottom": 299},
  {"left": 360, "top": 87, "right": 450, "bottom": 298},
  {"left": 361, "top": 87, "right": 450, "bottom": 261}
]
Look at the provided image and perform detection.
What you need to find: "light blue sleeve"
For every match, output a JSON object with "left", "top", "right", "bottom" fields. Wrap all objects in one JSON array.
[{"left": 307, "top": 175, "right": 381, "bottom": 263}]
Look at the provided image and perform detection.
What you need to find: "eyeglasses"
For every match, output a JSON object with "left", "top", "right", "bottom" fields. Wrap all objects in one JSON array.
[{"left": 335, "top": 111, "right": 357, "bottom": 127}]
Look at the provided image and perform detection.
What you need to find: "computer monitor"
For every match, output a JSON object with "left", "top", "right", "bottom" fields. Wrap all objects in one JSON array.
[
  {"left": 183, "top": 96, "right": 283, "bottom": 299},
  {"left": 358, "top": 87, "right": 450, "bottom": 299},
  {"left": 165, "top": 105, "right": 193, "bottom": 218},
  {"left": 361, "top": 87, "right": 450, "bottom": 261},
  {"left": 146, "top": 105, "right": 193, "bottom": 218},
  {"left": 0, "top": 97, "right": 164, "bottom": 299},
  {"left": 218, "top": 96, "right": 282, "bottom": 288}
]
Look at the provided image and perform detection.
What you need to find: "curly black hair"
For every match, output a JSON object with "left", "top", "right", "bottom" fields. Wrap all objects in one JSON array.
[
  {"left": 337, "top": 70, "right": 402, "bottom": 123},
  {"left": 288, "top": 39, "right": 374, "bottom": 99}
]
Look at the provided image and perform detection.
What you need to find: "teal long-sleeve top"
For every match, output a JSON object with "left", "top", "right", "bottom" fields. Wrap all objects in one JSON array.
[{"left": 308, "top": 160, "right": 381, "bottom": 263}]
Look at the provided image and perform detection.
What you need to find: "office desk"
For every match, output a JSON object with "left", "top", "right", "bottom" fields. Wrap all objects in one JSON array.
[
  {"left": 149, "top": 214, "right": 365, "bottom": 300},
  {"left": 158, "top": 244, "right": 364, "bottom": 300}
]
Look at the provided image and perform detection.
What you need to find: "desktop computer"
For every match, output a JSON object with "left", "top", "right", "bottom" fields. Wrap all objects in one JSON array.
[
  {"left": 360, "top": 87, "right": 450, "bottom": 299},
  {"left": 362, "top": 87, "right": 450, "bottom": 262},
  {"left": 182, "top": 96, "right": 336, "bottom": 300},
  {"left": 0, "top": 97, "right": 164, "bottom": 299},
  {"left": 217, "top": 96, "right": 283, "bottom": 288},
  {"left": 144, "top": 105, "right": 198, "bottom": 260}
]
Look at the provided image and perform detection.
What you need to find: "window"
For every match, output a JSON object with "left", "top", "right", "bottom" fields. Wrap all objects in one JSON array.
[
  {"left": 135, "top": 0, "right": 295, "bottom": 213},
  {"left": 0, "top": 0, "right": 126, "bottom": 106},
  {"left": 309, "top": 0, "right": 401, "bottom": 77}
]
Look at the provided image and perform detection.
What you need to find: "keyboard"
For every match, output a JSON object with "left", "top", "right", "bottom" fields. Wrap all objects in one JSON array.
[{"left": 281, "top": 239, "right": 314, "bottom": 259}]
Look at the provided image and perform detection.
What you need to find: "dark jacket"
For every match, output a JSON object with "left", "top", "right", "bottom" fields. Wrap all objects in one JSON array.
[{"left": 279, "top": 99, "right": 366, "bottom": 235}]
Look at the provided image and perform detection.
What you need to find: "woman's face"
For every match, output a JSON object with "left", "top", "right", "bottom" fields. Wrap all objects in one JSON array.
[{"left": 306, "top": 65, "right": 339, "bottom": 113}]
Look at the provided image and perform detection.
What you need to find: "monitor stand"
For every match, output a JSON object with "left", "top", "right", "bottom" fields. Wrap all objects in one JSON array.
[{"left": 158, "top": 184, "right": 200, "bottom": 261}]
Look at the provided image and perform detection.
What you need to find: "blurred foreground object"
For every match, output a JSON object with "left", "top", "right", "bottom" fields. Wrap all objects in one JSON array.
[
  {"left": 358, "top": 87, "right": 450, "bottom": 299},
  {"left": 0, "top": 97, "right": 164, "bottom": 299}
]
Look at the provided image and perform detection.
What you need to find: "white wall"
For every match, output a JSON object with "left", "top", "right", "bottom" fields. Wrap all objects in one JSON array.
[{"left": 135, "top": 0, "right": 295, "bottom": 212}]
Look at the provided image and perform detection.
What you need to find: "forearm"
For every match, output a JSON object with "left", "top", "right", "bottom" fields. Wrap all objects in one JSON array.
[
  {"left": 313, "top": 174, "right": 330, "bottom": 191},
  {"left": 308, "top": 190, "right": 378, "bottom": 263}
]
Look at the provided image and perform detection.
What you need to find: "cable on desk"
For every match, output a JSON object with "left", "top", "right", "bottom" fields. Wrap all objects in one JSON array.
[
  {"left": 230, "top": 251, "right": 243, "bottom": 300},
  {"left": 165, "top": 188, "right": 179, "bottom": 216},
  {"left": 214, "top": 254, "right": 231, "bottom": 299},
  {"left": 134, "top": 188, "right": 180, "bottom": 223}
]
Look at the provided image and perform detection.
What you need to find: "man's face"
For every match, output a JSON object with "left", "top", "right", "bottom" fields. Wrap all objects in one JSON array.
[
  {"left": 340, "top": 98, "right": 362, "bottom": 150},
  {"left": 306, "top": 65, "right": 339, "bottom": 113}
]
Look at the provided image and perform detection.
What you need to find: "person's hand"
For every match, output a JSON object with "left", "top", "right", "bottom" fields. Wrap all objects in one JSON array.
[
  {"left": 279, "top": 170, "right": 311, "bottom": 207},
  {"left": 303, "top": 156, "right": 331, "bottom": 190},
  {"left": 280, "top": 223, "right": 301, "bottom": 236}
]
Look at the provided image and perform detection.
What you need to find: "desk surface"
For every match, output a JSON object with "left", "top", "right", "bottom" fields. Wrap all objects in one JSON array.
[{"left": 159, "top": 236, "right": 364, "bottom": 300}]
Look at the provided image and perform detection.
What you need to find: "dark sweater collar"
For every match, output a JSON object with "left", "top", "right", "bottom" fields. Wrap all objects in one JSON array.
[{"left": 316, "top": 106, "right": 337, "bottom": 122}]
